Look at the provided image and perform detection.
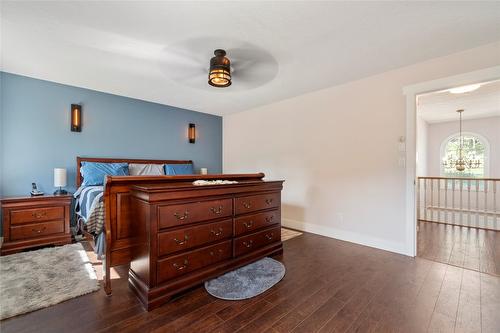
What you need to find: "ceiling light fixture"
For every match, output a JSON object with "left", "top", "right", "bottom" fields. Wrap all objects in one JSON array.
[
  {"left": 208, "top": 49, "right": 231, "bottom": 88},
  {"left": 442, "top": 109, "right": 481, "bottom": 171},
  {"left": 448, "top": 84, "right": 481, "bottom": 94}
]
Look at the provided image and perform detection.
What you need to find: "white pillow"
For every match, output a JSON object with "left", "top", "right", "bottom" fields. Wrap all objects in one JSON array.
[{"left": 128, "top": 163, "right": 165, "bottom": 176}]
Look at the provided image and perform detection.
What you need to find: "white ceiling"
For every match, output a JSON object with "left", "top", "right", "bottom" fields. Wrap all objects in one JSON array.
[
  {"left": 418, "top": 80, "right": 500, "bottom": 123},
  {"left": 2, "top": 1, "right": 500, "bottom": 116}
]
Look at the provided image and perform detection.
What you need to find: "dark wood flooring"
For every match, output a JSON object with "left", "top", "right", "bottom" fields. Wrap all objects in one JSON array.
[
  {"left": 2, "top": 231, "right": 499, "bottom": 333},
  {"left": 418, "top": 220, "right": 500, "bottom": 276}
]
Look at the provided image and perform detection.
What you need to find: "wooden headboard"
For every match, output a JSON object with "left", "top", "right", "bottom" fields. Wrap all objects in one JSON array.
[{"left": 76, "top": 156, "right": 193, "bottom": 187}]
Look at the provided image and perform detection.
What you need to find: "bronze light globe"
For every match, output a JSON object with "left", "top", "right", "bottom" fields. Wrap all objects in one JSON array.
[{"left": 208, "top": 49, "right": 231, "bottom": 88}]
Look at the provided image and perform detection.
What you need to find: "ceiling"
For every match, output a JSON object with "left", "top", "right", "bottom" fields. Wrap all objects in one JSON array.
[
  {"left": 418, "top": 80, "right": 500, "bottom": 123},
  {"left": 2, "top": 1, "right": 500, "bottom": 116}
]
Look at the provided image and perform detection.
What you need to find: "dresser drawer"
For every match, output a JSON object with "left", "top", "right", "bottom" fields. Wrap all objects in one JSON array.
[
  {"left": 234, "top": 226, "right": 281, "bottom": 257},
  {"left": 157, "top": 240, "right": 232, "bottom": 283},
  {"left": 10, "top": 220, "right": 65, "bottom": 241},
  {"left": 10, "top": 206, "right": 65, "bottom": 225},
  {"left": 158, "top": 219, "right": 232, "bottom": 256},
  {"left": 158, "top": 199, "right": 233, "bottom": 229},
  {"left": 234, "top": 193, "right": 280, "bottom": 215},
  {"left": 234, "top": 209, "right": 280, "bottom": 236}
]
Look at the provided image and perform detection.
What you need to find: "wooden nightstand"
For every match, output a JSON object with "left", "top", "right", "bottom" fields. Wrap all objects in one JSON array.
[{"left": 1, "top": 194, "right": 73, "bottom": 255}]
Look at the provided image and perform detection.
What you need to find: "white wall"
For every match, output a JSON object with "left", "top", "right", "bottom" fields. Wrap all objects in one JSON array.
[
  {"left": 416, "top": 116, "right": 429, "bottom": 176},
  {"left": 223, "top": 42, "right": 500, "bottom": 255},
  {"left": 426, "top": 116, "right": 500, "bottom": 177}
]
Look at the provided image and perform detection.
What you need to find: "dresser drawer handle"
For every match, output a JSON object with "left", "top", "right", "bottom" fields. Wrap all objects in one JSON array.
[
  {"left": 173, "top": 235, "right": 189, "bottom": 245},
  {"left": 32, "top": 227, "right": 47, "bottom": 234},
  {"left": 210, "top": 206, "right": 223, "bottom": 215},
  {"left": 173, "top": 259, "right": 189, "bottom": 271},
  {"left": 211, "top": 228, "right": 223, "bottom": 236},
  {"left": 174, "top": 211, "right": 189, "bottom": 221},
  {"left": 243, "top": 221, "right": 253, "bottom": 229},
  {"left": 32, "top": 212, "right": 47, "bottom": 219},
  {"left": 243, "top": 240, "right": 253, "bottom": 248},
  {"left": 242, "top": 202, "right": 252, "bottom": 209},
  {"left": 265, "top": 216, "right": 274, "bottom": 223},
  {"left": 210, "top": 249, "right": 224, "bottom": 256},
  {"left": 265, "top": 233, "right": 274, "bottom": 240},
  {"left": 265, "top": 198, "right": 274, "bottom": 205}
]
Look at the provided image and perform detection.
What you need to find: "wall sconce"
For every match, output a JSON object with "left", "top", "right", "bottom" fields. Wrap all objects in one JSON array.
[
  {"left": 188, "top": 123, "right": 196, "bottom": 143},
  {"left": 71, "top": 104, "right": 82, "bottom": 132}
]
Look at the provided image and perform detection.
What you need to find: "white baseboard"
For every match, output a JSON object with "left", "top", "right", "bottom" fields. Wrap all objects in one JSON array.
[{"left": 282, "top": 218, "right": 411, "bottom": 257}]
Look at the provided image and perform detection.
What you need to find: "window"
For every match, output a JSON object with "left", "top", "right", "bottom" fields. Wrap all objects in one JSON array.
[{"left": 440, "top": 133, "right": 488, "bottom": 178}]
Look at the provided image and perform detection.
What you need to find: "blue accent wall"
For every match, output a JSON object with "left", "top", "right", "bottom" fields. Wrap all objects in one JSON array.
[{"left": 0, "top": 72, "right": 223, "bottom": 197}]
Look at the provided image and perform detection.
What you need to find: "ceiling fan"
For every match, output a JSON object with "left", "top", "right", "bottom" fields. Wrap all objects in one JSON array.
[{"left": 158, "top": 37, "right": 279, "bottom": 91}]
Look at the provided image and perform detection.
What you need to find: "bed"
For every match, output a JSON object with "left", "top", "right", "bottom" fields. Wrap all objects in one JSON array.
[{"left": 75, "top": 157, "right": 270, "bottom": 296}]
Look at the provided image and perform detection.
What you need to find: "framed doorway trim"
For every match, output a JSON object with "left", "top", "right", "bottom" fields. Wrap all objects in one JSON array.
[{"left": 402, "top": 65, "right": 500, "bottom": 257}]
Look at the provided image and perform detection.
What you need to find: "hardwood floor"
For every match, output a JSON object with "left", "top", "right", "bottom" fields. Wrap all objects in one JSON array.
[
  {"left": 2, "top": 231, "right": 499, "bottom": 333},
  {"left": 417, "top": 220, "right": 500, "bottom": 276}
]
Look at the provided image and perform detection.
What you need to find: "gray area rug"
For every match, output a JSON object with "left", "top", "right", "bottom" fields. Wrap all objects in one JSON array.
[
  {"left": 205, "top": 257, "right": 285, "bottom": 300},
  {"left": 0, "top": 243, "right": 100, "bottom": 320}
]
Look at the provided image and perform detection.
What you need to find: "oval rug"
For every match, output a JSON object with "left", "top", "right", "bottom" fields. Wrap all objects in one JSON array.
[{"left": 204, "top": 257, "right": 285, "bottom": 300}]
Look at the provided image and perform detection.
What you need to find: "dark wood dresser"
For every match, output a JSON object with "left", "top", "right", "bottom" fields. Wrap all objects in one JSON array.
[
  {"left": 129, "top": 177, "right": 284, "bottom": 310},
  {"left": 1, "top": 195, "right": 72, "bottom": 255}
]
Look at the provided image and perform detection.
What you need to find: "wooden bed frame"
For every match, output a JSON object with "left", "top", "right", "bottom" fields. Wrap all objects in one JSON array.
[{"left": 76, "top": 157, "right": 265, "bottom": 295}]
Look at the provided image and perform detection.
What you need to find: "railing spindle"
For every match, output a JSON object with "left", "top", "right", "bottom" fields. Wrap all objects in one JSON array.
[
  {"left": 459, "top": 179, "right": 463, "bottom": 225},
  {"left": 494, "top": 181, "right": 498, "bottom": 229},
  {"left": 475, "top": 179, "right": 480, "bottom": 227},
  {"left": 444, "top": 178, "right": 448, "bottom": 223},
  {"left": 424, "top": 178, "right": 428, "bottom": 221},
  {"left": 417, "top": 178, "right": 421, "bottom": 221},
  {"left": 452, "top": 178, "right": 456, "bottom": 223},
  {"left": 430, "top": 178, "right": 434, "bottom": 222},
  {"left": 467, "top": 179, "right": 471, "bottom": 227},
  {"left": 437, "top": 179, "right": 441, "bottom": 222},
  {"left": 484, "top": 180, "right": 488, "bottom": 227}
]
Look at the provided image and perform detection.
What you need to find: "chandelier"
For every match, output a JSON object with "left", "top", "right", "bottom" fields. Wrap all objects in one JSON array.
[{"left": 441, "top": 109, "right": 481, "bottom": 171}]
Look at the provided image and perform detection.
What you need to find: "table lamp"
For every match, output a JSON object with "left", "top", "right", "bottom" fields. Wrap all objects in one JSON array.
[{"left": 54, "top": 168, "right": 68, "bottom": 195}]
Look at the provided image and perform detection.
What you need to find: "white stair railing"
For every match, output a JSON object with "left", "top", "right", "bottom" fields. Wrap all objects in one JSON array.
[{"left": 417, "top": 177, "right": 500, "bottom": 230}]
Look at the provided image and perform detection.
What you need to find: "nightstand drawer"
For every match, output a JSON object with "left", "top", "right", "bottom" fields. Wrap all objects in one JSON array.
[
  {"left": 10, "top": 206, "right": 65, "bottom": 225},
  {"left": 10, "top": 220, "right": 65, "bottom": 241}
]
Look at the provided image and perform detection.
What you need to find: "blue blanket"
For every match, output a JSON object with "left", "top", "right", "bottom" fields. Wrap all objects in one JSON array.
[{"left": 74, "top": 186, "right": 105, "bottom": 257}]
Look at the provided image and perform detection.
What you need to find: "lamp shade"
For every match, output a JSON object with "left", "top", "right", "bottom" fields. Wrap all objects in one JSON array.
[{"left": 54, "top": 168, "right": 67, "bottom": 187}]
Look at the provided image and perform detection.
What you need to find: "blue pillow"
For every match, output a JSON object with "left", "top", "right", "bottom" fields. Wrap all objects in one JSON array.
[
  {"left": 81, "top": 162, "right": 129, "bottom": 186},
  {"left": 164, "top": 163, "right": 194, "bottom": 175}
]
